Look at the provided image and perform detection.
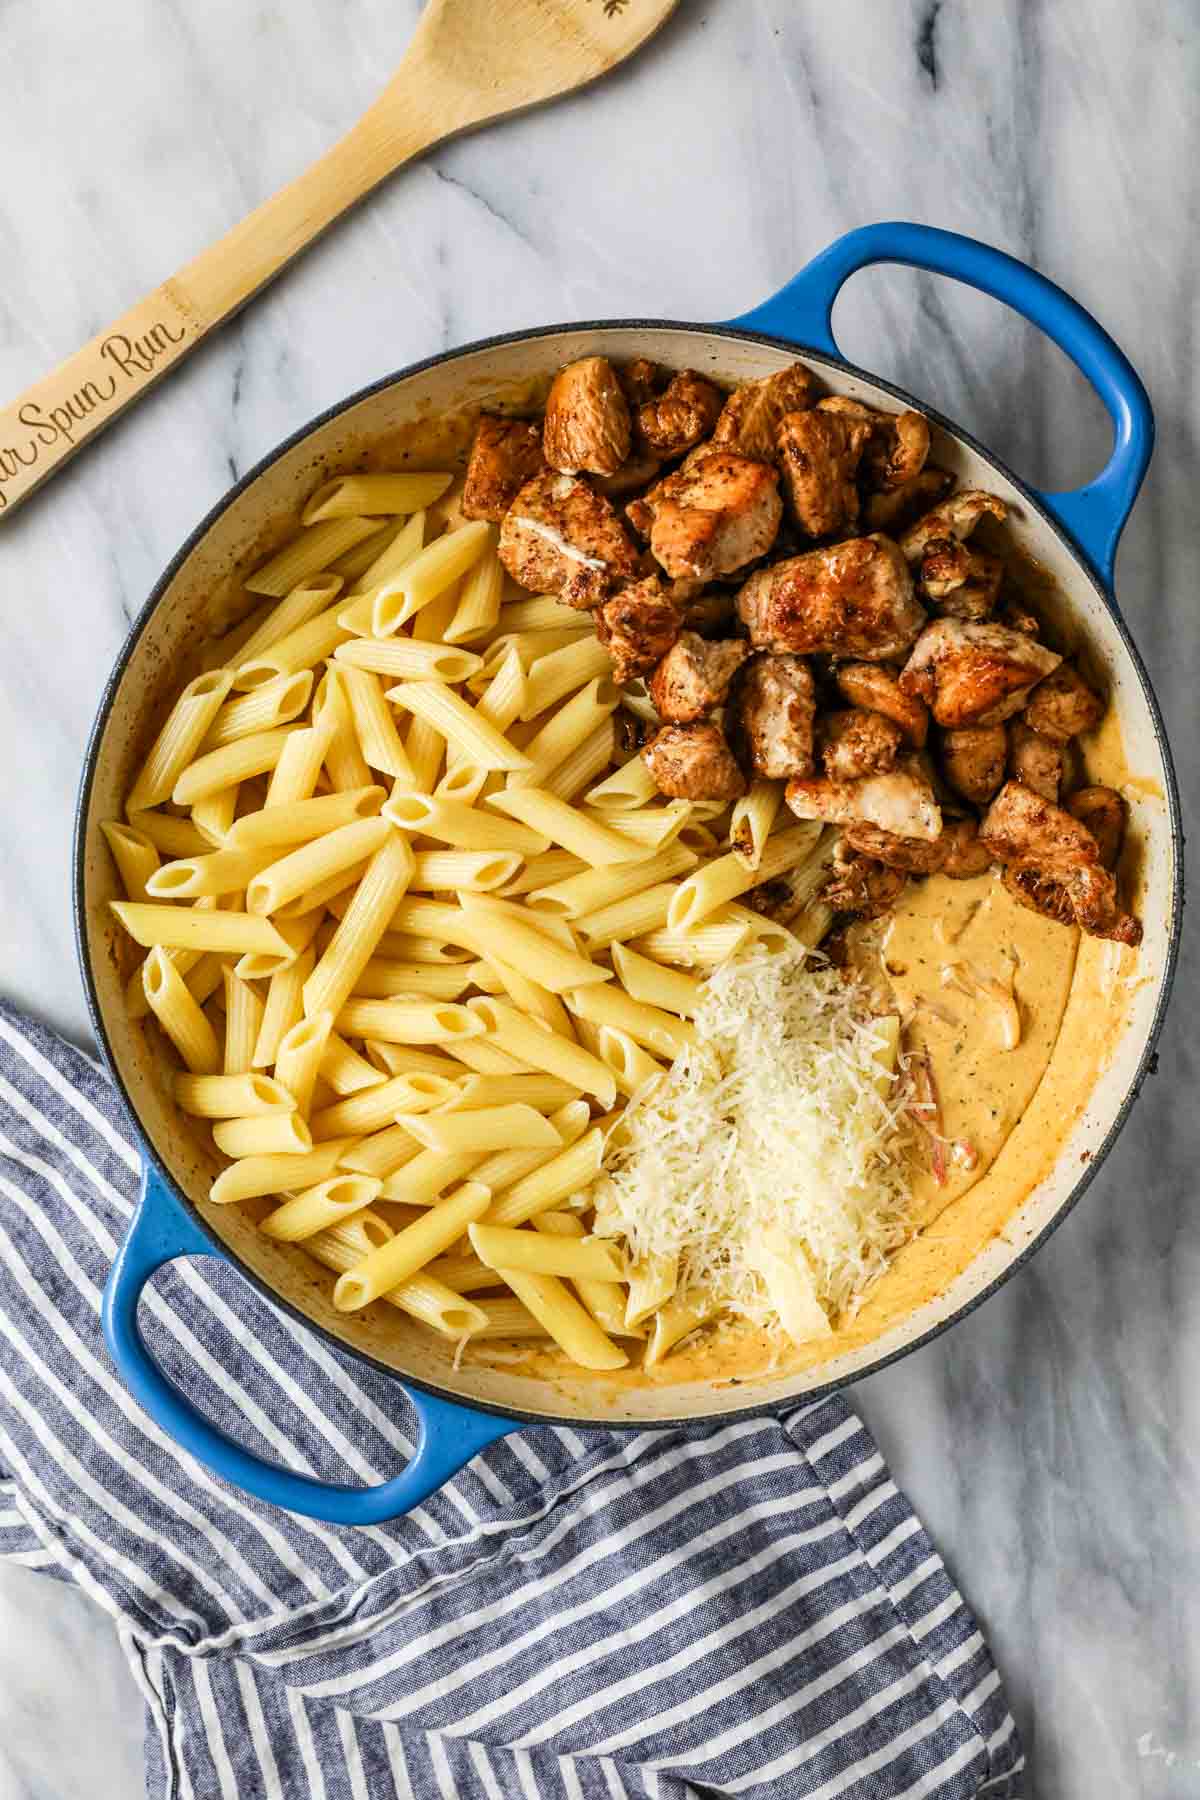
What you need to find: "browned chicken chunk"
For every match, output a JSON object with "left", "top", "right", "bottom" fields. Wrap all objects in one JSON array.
[
  {"left": 1007, "top": 721, "right": 1063, "bottom": 803},
  {"left": 786, "top": 755, "right": 942, "bottom": 841},
  {"left": 543, "top": 357, "right": 631, "bottom": 478},
  {"left": 648, "top": 632, "right": 750, "bottom": 724},
  {"left": 680, "top": 590, "right": 736, "bottom": 637},
  {"left": 834, "top": 661, "right": 929, "bottom": 748},
  {"left": 775, "top": 408, "right": 873, "bottom": 538},
  {"left": 594, "top": 576, "right": 683, "bottom": 683},
  {"left": 593, "top": 451, "right": 663, "bottom": 501},
  {"left": 638, "top": 371, "right": 724, "bottom": 458},
  {"left": 900, "top": 618, "right": 1062, "bottom": 727},
  {"left": 498, "top": 472, "right": 639, "bottom": 608},
  {"left": 996, "top": 595, "right": 1041, "bottom": 637},
  {"left": 899, "top": 491, "right": 1008, "bottom": 565},
  {"left": 643, "top": 720, "right": 747, "bottom": 802},
  {"left": 727, "top": 653, "right": 816, "bottom": 780},
  {"left": 863, "top": 466, "right": 954, "bottom": 535},
  {"left": 822, "top": 842, "right": 908, "bottom": 919},
  {"left": 842, "top": 823, "right": 949, "bottom": 874},
  {"left": 938, "top": 723, "right": 1008, "bottom": 806},
  {"left": 919, "top": 539, "right": 1004, "bottom": 621},
  {"left": 1022, "top": 662, "right": 1105, "bottom": 741},
  {"left": 980, "top": 780, "right": 1141, "bottom": 944},
  {"left": 942, "top": 817, "right": 993, "bottom": 879},
  {"left": 634, "top": 450, "right": 782, "bottom": 583},
  {"left": 462, "top": 417, "right": 546, "bottom": 522},
  {"left": 818, "top": 708, "right": 903, "bottom": 781},
  {"left": 737, "top": 535, "right": 926, "bottom": 661},
  {"left": 619, "top": 358, "right": 662, "bottom": 409},
  {"left": 711, "top": 362, "right": 815, "bottom": 462},
  {"left": 816, "top": 397, "right": 930, "bottom": 492},
  {"left": 1066, "top": 786, "right": 1126, "bottom": 870}
]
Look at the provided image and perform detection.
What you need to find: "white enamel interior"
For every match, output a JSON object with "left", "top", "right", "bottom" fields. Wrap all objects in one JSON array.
[{"left": 79, "top": 326, "right": 1179, "bottom": 1425}]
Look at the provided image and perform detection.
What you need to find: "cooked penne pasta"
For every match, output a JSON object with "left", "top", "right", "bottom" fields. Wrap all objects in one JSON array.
[
  {"left": 491, "top": 1270, "right": 626, "bottom": 1370},
  {"left": 373, "top": 520, "right": 492, "bottom": 633},
  {"left": 246, "top": 817, "right": 390, "bottom": 915},
  {"left": 301, "top": 472, "right": 451, "bottom": 524},
  {"left": 468, "top": 1223, "right": 624, "bottom": 1281},
  {"left": 263, "top": 711, "right": 338, "bottom": 808},
  {"left": 471, "top": 644, "right": 527, "bottom": 742},
  {"left": 469, "top": 1299, "right": 551, "bottom": 1339},
  {"left": 528, "top": 840, "right": 695, "bottom": 919},
  {"left": 486, "top": 788, "right": 646, "bottom": 869},
  {"left": 443, "top": 1037, "right": 527, "bottom": 1076},
  {"left": 253, "top": 947, "right": 313, "bottom": 1068},
  {"left": 222, "top": 970, "right": 265, "bottom": 1075},
  {"left": 112, "top": 901, "right": 291, "bottom": 959},
  {"left": 126, "top": 671, "right": 235, "bottom": 813},
  {"left": 334, "top": 998, "right": 483, "bottom": 1045},
  {"left": 304, "top": 1211, "right": 393, "bottom": 1269},
  {"left": 562, "top": 984, "right": 694, "bottom": 1061},
  {"left": 234, "top": 907, "right": 323, "bottom": 977},
  {"left": 630, "top": 916, "right": 753, "bottom": 969},
  {"left": 338, "top": 1122, "right": 423, "bottom": 1179},
  {"left": 141, "top": 948, "right": 221, "bottom": 1075},
  {"left": 232, "top": 576, "right": 344, "bottom": 667},
  {"left": 532, "top": 1210, "right": 635, "bottom": 1337},
  {"left": 585, "top": 758, "right": 659, "bottom": 812},
  {"left": 226, "top": 786, "right": 384, "bottom": 851},
  {"left": 540, "top": 719, "right": 616, "bottom": 806},
  {"left": 424, "top": 1254, "right": 503, "bottom": 1294},
  {"left": 333, "top": 637, "right": 483, "bottom": 683},
  {"left": 444, "top": 541, "right": 503, "bottom": 645},
  {"left": 313, "top": 1030, "right": 386, "bottom": 1099},
  {"left": 202, "top": 671, "right": 314, "bottom": 751},
  {"left": 495, "top": 849, "right": 588, "bottom": 897},
  {"left": 333, "top": 1182, "right": 492, "bottom": 1309},
  {"left": 399, "top": 1104, "right": 560, "bottom": 1155},
  {"left": 190, "top": 784, "right": 240, "bottom": 846},
  {"left": 380, "top": 1148, "right": 484, "bottom": 1205},
  {"left": 373, "top": 927, "right": 475, "bottom": 965},
  {"left": 385, "top": 682, "right": 532, "bottom": 773},
  {"left": 730, "top": 779, "right": 785, "bottom": 870},
  {"left": 246, "top": 516, "right": 379, "bottom": 596},
  {"left": 303, "top": 833, "right": 415, "bottom": 1021},
  {"left": 750, "top": 1227, "right": 832, "bottom": 1345},
  {"left": 174, "top": 1071, "right": 294, "bottom": 1118},
  {"left": 574, "top": 882, "right": 681, "bottom": 950},
  {"left": 611, "top": 941, "right": 703, "bottom": 1017},
  {"left": 347, "top": 508, "right": 426, "bottom": 596},
  {"left": 644, "top": 1291, "right": 718, "bottom": 1366},
  {"left": 172, "top": 727, "right": 300, "bottom": 807},
  {"left": 211, "top": 1112, "right": 312, "bottom": 1158},
  {"left": 126, "top": 811, "right": 211, "bottom": 858},
  {"left": 667, "top": 823, "right": 824, "bottom": 931},
  {"left": 312, "top": 667, "right": 373, "bottom": 793},
  {"left": 235, "top": 603, "right": 352, "bottom": 690},
  {"left": 595, "top": 1025, "right": 665, "bottom": 1099},
  {"left": 520, "top": 635, "right": 613, "bottom": 720},
  {"left": 336, "top": 666, "right": 415, "bottom": 783},
  {"left": 349, "top": 959, "right": 474, "bottom": 1001},
  {"left": 458, "top": 895, "right": 610, "bottom": 995},
  {"left": 506, "top": 678, "right": 619, "bottom": 789},
  {"left": 101, "top": 821, "right": 160, "bottom": 902},
  {"left": 604, "top": 800, "right": 692, "bottom": 852},
  {"left": 384, "top": 791, "right": 547, "bottom": 857},
  {"left": 468, "top": 997, "right": 616, "bottom": 1107},
  {"left": 146, "top": 846, "right": 279, "bottom": 900},
  {"left": 477, "top": 954, "right": 574, "bottom": 1038},
  {"left": 209, "top": 1139, "right": 354, "bottom": 1205},
  {"left": 273, "top": 1011, "right": 334, "bottom": 1116},
  {"left": 378, "top": 1274, "right": 489, "bottom": 1340},
  {"left": 483, "top": 1127, "right": 604, "bottom": 1228},
  {"left": 490, "top": 595, "right": 583, "bottom": 634},
  {"left": 625, "top": 1251, "right": 679, "bottom": 1329},
  {"left": 445, "top": 1073, "right": 579, "bottom": 1111},
  {"left": 271, "top": 859, "right": 370, "bottom": 922},
  {"left": 477, "top": 626, "right": 590, "bottom": 681},
  {"left": 410, "top": 849, "right": 521, "bottom": 894},
  {"left": 260, "top": 1174, "right": 382, "bottom": 1242},
  {"left": 362, "top": 1042, "right": 463, "bottom": 1079}
]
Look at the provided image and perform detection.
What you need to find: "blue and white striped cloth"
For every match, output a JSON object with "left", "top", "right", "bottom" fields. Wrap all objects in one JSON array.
[{"left": 0, "top": 999, "right": 1024, "bottom": 1799}]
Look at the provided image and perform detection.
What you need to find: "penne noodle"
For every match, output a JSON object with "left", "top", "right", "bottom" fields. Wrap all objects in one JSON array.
[
  {"left": 332, "top": 1182, "right": 493, "bottom": 1309},
  {"left": 234, "top": 602, "right": 352, "bottom": 691},
  {"left": 301, "top": 471, "right": 451, "bottom": 524},
  {"left": 476, "top": 626, "right": 590, "bottom": 683},
  {"left": 312, "top": 667, "right": 373, "bottom": 793},
  {"left": 260, "top": 1174, "right": 382, "bottom": 1242},
  {"left": 378, "top": 1274, "right": 488, "bottom": 1340},
  {"left": 334, "top": 998, "right": 483, "bottom": 1045},
  {"left": 644, "top": 1291, "right": 718, "bottom": 1366},
  {"left": 310, "top": 1072, "right": 461, "bottom": 1141},
  {"left": 478, "top": 955, "right": 575, "bottom": 1039},
  {"left": 470, "top": 644, "right": 527, "bottom": 743},
  {"left": 486, "top": 788, "right": 645, "bottom": 869},
  {"left": 202, "top": 671, "right": 314, "bottom": 751},
  {"left": 349, "top": 959, "right": 474, "bottom": 1001},
  {"left": 750, "top": 1226, "right": 832, "bottom": 1345},
  {"left": 112, "top": 901, "right": 291, "bottom": 959},
  {"left": 372, "top": 520, "right": 493, "bottom": 634},
  {"left": 303, "top": 833, "right": 415, "bottom": 1022},
  {"left": 338, "top": 1122, "right": 423, "bottom": 1179},
  {"left": 532, "top": 1210, "right": 636, "bottom": 1338},
  {"left": 611, "top": 941, "right": 703, "bottom": 1017},
  {"left": 231, "top": 576, "right": 344, "bottom": 668},
  {"left": 101, "top": 821, "right": 160, "bottom": 903},
  {"left": 333, "top": 638, "right": 483, "bottom": 683},
  {"left": 483, "top": 1127, "right": 604, "bottom": 1228},
  {"left": 667, "top": 823, "right": 824, "bottom": 931},
  {"left": 222, "top": 969, "right": 265, "bottom": 1075},
  {"left": 520, "top": 635, "right": 613, "bottom": 720},
  {"left": 457, "top": 895, "right": 610, "bottom": 995},
  {"left": 468, "top": 1223, "right": 624, "bottom": 1282},
  {"left": 172, "top": 727, "right": 301, "bottom": 807},
  {"left": 337, "top": 666, "right": 415, "bottom": 783},
  {"left": 263, "top": 711, "right": 339, "bottom": 808},
  {"left": 492, "top": 1270, "right": 626, "bottom": 1370},
  {"left": 445, "top": 1073, "right": 579, "bottom": 1112},
  {"left": 245, "top": 516, "right": 379, "bottom": 596},
  {"left": 469, "top": 1299, "right": 551, "bottom": 1339},
  {"left": 444, "top": 540, "right": 504, "bottom": 645},
  {"left": 126, "top": 811, "right": 211, "bottom": 858},
  {"left": 631, "top": 916, "right": 753, "bottom": 970},
  {"left": 495, "top": 849, "right": 587, "bottom": 898},
  {"left": 302, "top": 1211, "right": 393, "bottom": 1269},
  {"left": 443, "top": 1037, "right": 527, "bottom": 1077},
  {"left": 362, "top": 1043, "right": 464, "bottom": 1079},
  {"left": 208, "top": 1138, "right": 354, "bottom": 1205},
  {"left": 490, "top": 594, "right": 583, "bottom": 634},
  {"left": 234, "top": 907, "right": 323, "bottom": 978},
  {"left": 383, "top": 896, "right": 478, "bottom": 946},
  {"left": 529, "top": 840, "right": 696, "bottom": 919},
  {"left": 146, "top": 846, "right": 279, "bottom": 900},
  {"left": 562, "top": 984, "right": 695, "bottom": 1061},
  {"left": 174, "top": 1071, "right": 294, "bottom": 1118},
  {"left": 540, "top": 718, "right": 616, "bottom": 805},
  {"left": 226, "top": 786, "right": 385, "bottom": 851},
  {"left": 585, "top": 758, "right": 659, "bottom": 812},
  {"left": 142, "top": 950, "right": 221, "bottom": 1074},
  {"left": 190, "top": 784, "right": 240, "bottom": 846},
  {"left": 603, "top": 800, "right": 692, "bottom": 851},
  {"left": 246, "top": 817, "right": 391, "bottom": 915},
  {"left": 468, "top": 997, "right": 615, "bottom": 1107},
  {"left": 595, "top": 1026, "right": 666, "bottom": 1099},
  {"left": 506, "top": 678, "right": 620, "bottom": 789},
  {"left": 272, "top": 859, "right": 369, "bottom": 922},
  {"left": 273, "top": 1011, "right": 334, "bottom": 1117},
  {"left": 384, "top": 791, "right": 547, "bottom": 857},
  {"left": 127, "top": 671, "right": 235, "bottom": 813},
  {"left": 345, "top": 509, "right": 426, "bottom": 598},
  {"left": 211, "top": 1112, "right": 313, "bottom": 1157},
  {"left": 319, "top": 1031, "right": 388, "bottom": 1095},
  {"left": 385, "top": 682, "right": 532, "bottom": 773},
  {"left": 252, "top": 946, "right": 313, "bottom": 1068},
  {"left": 380, "top": 1148, "right": 484, "bottom": 1206},
  {"left": 424, "top": 1254, "right": 503, "bottom": 1294},
  {"left": 730, "top": 779, "right": 785, "bottom": 870},
  {"left": 397, "top": 1104, "right": 561, "bottom": 1155},
  {"left": 410, "top": 849, "right": 521, "bottom": 894},
  {"left": 574, "top": 882, "right": 682, "bottom": 950},
  {"left": 625, "top": 1252, "right": 679, "bottom": 1329},
  {"left": 373, "top": 928, "right": 475, "bottom": 965}
]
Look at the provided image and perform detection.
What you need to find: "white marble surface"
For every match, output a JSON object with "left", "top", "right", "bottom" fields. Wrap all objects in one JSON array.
[{"left": 1, "top": 0, "right": 1197, "bottom": 1794}]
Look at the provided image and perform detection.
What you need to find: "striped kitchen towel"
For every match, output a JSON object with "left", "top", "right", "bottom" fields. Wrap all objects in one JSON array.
[{"left": 0, "top": 999, "right": 1024, "bottom": 1799}]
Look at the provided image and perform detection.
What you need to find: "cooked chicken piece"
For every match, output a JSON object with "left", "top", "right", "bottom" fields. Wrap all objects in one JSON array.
[
  {"left": 900, "top": 618, "right": 1062, "bottom": 727},
  {"left": 619, "top": 358, "right": 663, "bottom": 409},
  {"left": 635, "top": 450, "right": 782, "bottom": 583},
  {"left": 1007, "top": 721, "right": 1062, "bottom": 803},
  {"left": 842, "top": 822, "right": 949, "bottom": 874},
  {"left": 711, "top": 362, "right": 815, "bottom": 462},
  {"left": 919, "top": 538, "right": 1004, "bottom": 621},
  {"left": 939, "top": 723, "right": 1008, "bottom": 806},
  {"left": 775, "top": 408, "right": 873, "bottom": 538},
  {"left": 737, "top": 535, "right": 925, "bottom": 662},
  {"left": 593, "top": 451, "right": 664, "bottom": 501},
  {"left": 594, "top": 576, "right": 684, "bottom": 683},
  {"left": 786, "top": 755, "right": 942, "bottom": 841},
  {"left": 728, "top": 652, "right": 816, "bottom": 780},
  {"left": 833, "top": 661, "right": 929, "bottom": 748},
  {"left": 863, "top": 466, "right": 954, "bottom": 535},
  {"left": 680, "top": 590, "right": 736, "bottom": 637},
  {"left": 648, "top": 632, "right": 750, "bottom": 724},
  {"left": 996, "top": 595, "right": 1041, "bottom": 637},
  {"left": 614, "top": 708, "right": 649, "bottom": 756},
  {"left": 542, "top": 357, "right": 631, "bottom": 478},
  {"left": 638, "top": 371, "right": 724, "bottom": 458},
  {"left": 980, "top": 780, "right": 1141, "bottom": 945},
  {"left": 643, "top": 720, "right": 747, "bottom": 802},
  {"left": 822, "top": 842, "right": 908, "bottom": 919},
  {"left": 899, "top": 491, "right": 1008, "bottom": 565},
  {"left": 818, "top": 708, "right": 902, "bottom": 781},
  {"left": 816, "top": 397, "right": 931, "bottom": 492},
  {"left": 1022, "top": 662, "right": 1105, "bottom": 741},
  {"left": 462, "top": 416, "right": 547, "bottom": 522},
  {"left": 942, "top": 818, "right": 993, "bottom": 879},
  {"left": 498, "top": 472, "right": 640, "bottom": 609},
  {"left": 1066, "top": 786, "right": 1126, "bottom": 870}
]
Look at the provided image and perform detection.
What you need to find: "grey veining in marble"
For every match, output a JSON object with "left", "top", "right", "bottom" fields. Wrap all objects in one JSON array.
[{"left": 1, "top": 1, "right": 1198, "bottom": 1795}]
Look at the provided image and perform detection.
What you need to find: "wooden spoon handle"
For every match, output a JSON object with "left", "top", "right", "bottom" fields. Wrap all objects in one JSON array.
[{"left": 0, "top": 99, "right": 437, "bottom": 522}]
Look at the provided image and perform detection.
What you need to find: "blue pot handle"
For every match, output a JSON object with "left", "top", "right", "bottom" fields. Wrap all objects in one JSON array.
[
  {"left": 103, "top": 1164, "right": 518, "bottom": 1525},
  {"left": 728, "top": 221, "right": 1154, "bottom": 587}
]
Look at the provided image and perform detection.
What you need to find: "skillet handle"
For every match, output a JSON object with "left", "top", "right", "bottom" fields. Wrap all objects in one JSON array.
[
  {"left": 102, "top": 1164, "right": 517, "bottom": 1525},
  {"left": 728, "top": 221, "right": 1154, "bottom": 588}
]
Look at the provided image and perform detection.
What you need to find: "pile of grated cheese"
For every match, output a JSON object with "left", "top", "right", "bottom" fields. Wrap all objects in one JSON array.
[{"left": 590, "top": 943, "right": 915, "bottom": 1332}]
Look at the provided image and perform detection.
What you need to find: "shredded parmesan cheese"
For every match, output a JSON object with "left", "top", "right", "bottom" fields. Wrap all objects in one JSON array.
[{"left": 591, "top": 944, "right": 915, "bottom": 1334}]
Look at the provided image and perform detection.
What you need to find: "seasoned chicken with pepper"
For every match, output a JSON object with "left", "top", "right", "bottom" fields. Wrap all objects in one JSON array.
[
  {"left": 842, "top": 821, "right": 949, "bottom": 875},
  {"left": 727, "top": 652, "right": 816, "bottom": 780},
  {"left": 637, "top": 371, "right": 724, "bottom": 458},
  {"left": 630, "top": 450, "right": 782, "bottom": 583},
  {"left": 543, "top": 357, "right": 631, "bottom": 477},
  {"left": 816, "top": 397, "right": 931, "bottom": 492},
  {"left": 642, "top": 720, "right": 746, "bottom": 802},
  {"left": 900, "top": 617, "right": 1062, "bottom": 727},
  {"left": 822, "top": 842, "right": 908, "bottom": 920},
  {"left": 462, "top": 416, "right": 546, "bottom": 522},
  {"left": 594, "top": 576, "right": 683, "bottom": 683},
  {"left": 737, "top": 535, "right": 925, "bottom": 661},
  {"left": 938, "top": 723, "right": 1008, "bottom": 806},
  {"left": 711, "top": 362, "right": 815, "bottom": 462},
  {"left": 499, "top": 471, "right": 640, "bottom": 609},
  {"left": 775, "top": 407, "right": 873, "bottom": 538},
  {"left": 818, "top": 708, "right": 903, "bottom": 781},
  {"left": 1066, "top": 786, "right": 1126, "bottom": 870},
  {"left": 863, "top": 466, "right": 954, "bottom": 535},
  {"left": 834, "top": 661, "right": 929, "bottom": 748},
  {"left": 1022, "top": 662, "right": 1105, "bottom": 741},
  {"left": 786, "top": 755, "right": 942, "bottom": 841},
  {"left": 1007, "top": 721, "right": 1063, "bottom": 803},
  {"left": 919, "top": 538, "right": 1004, "bottom": 621},
  {"left": 980, "top": 780, "right": 1141, "bottom": 944},
  {"left": 648, "top": 632, "right": 750, "bottom": 724},
  {"left": 899, "top": 490, "right": 1007, "bottom": 565},
  {"left": 941, "top": 817, "right": 994, "bottom": 879}
]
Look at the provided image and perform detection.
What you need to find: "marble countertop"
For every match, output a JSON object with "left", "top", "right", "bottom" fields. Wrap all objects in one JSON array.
[{"left": 2, "top": 1, "right": 1197, "bottom": 1794}]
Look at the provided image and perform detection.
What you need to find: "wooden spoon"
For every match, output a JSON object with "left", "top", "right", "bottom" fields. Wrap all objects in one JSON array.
[{"left": 0, "top": 0, "right": 678, "bottom": 521}]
